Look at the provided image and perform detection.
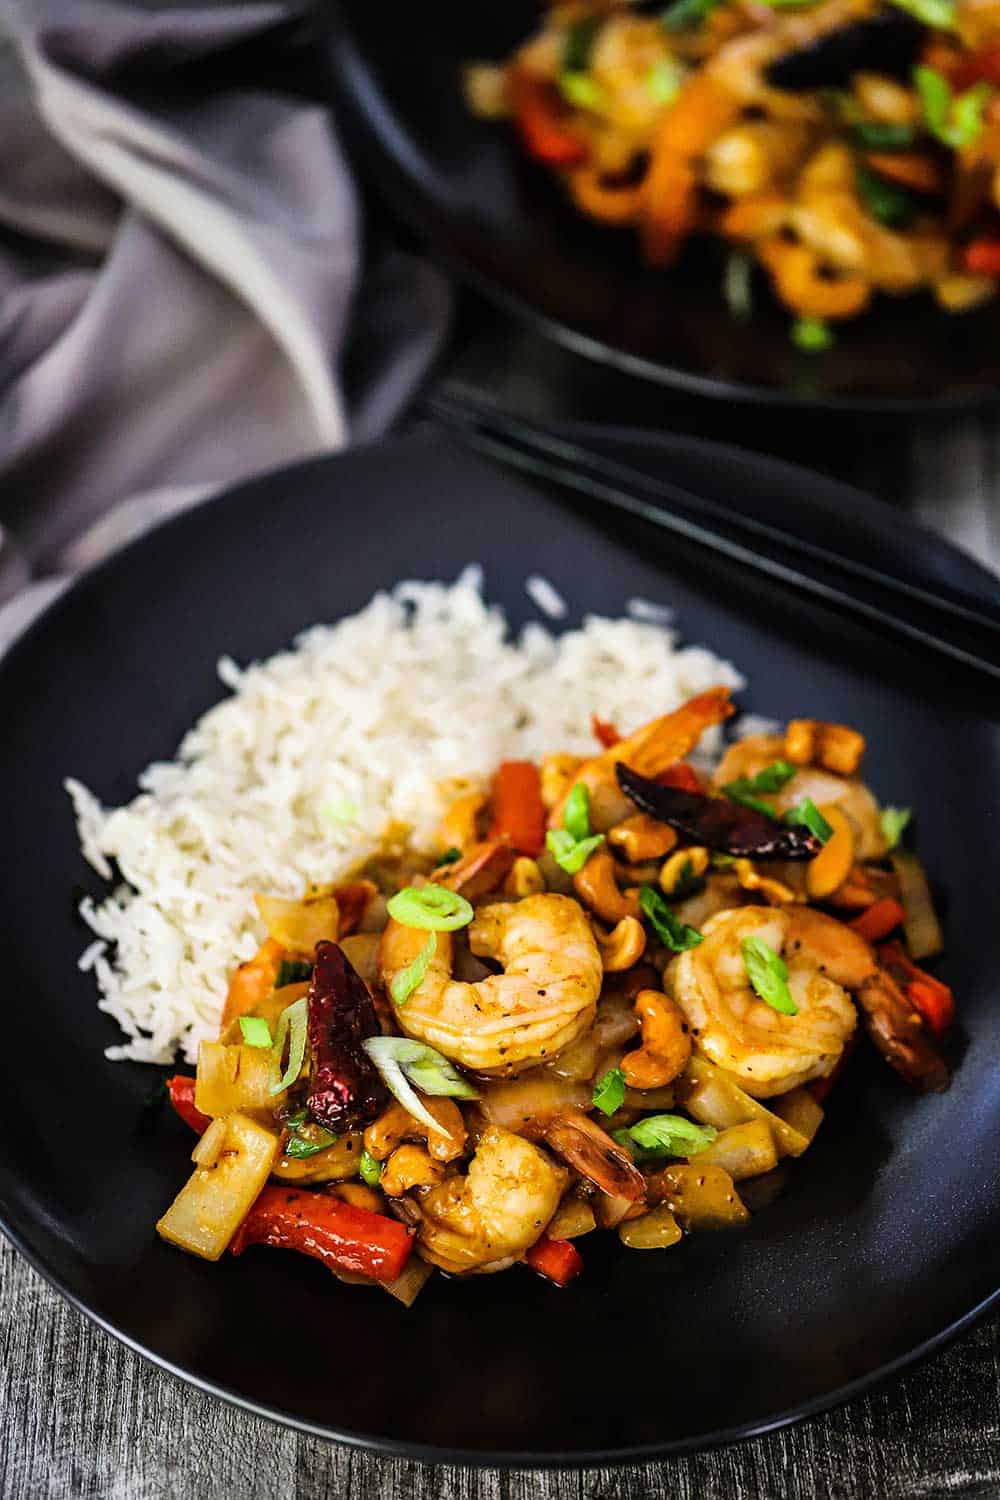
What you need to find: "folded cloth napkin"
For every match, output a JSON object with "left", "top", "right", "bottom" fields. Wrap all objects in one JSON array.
[{"left": 0, "top": 0, "right": 451, "bottom": 649}]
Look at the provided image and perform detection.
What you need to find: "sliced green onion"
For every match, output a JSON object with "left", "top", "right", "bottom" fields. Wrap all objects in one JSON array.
[
  {"left": 724, "top": 251, "right": 753, "bottom": 321},
  {"left": 661, "top": 0, "right": 721, "bottom": 30},
  {"left": 359, "top": 1148, "right": 383, "bottom": 1187},
  {"left": 387, "top": 884, "right": 474, "bottom": 931},
  {"left": 889, "top": 0, "right": 956, "bottom": 30},
  {"left": 711, "top": 852, "right": 737, "bottom": 869},
  {"left": 741, "top": 936, "right": 797, "bottom": 1015},
  {"left": 592, "top": 1067, "right": 627, "bottom": 1117},
  {"left": 275, "top": 958, "right": 313, "bottom": 989},
  {"left": 915, "top": 65, "right": 991, "bottom": 148},
  {"left": 722, "top": 761, "right": 796, "bottom": 817},
  {"left": 362, "top": 1036, "right": 478, "bottom": 1136},
  {"left": 564, "top": 15, "right": 599, "bottom": 71},
  {"left": 722, "top": 784, "right": 780, "bottom": 818},
  {"left": 546, "top": 827, "right": 605, "bottom": 875},
  {"left": 438, "top": 846, "right": 462, "bottom": 865},
  {"left": 880, "top": 805, "right": 912, "bottom": 849},
  {"left": 639, "top": 885, "right": 704, "bottom": 952},
  {"left": 627, "top": 1113, "right": 719, "bottom": 1156},
  {"left": 269, "top": 996, "right": 309, "bottom": 1095},
  {"left": 239, "top": 1015, "right": 272, "bottom": 1048},
  {"left": 784, "top": 798, "right": 833, "bottom": 844},
  {"left": 563, "top": 782, "right": 593, "bottom": 842},
  {"left": 285, "top": 1126, "right": 337, "bottom": 1160},
  {"left": 283, "top": 1108, "right": 309, "bottom": 1128},
  {"left": 948, "top": 81, "right": 992, "bottom": 147},
  {"left": 851, "top": 121, "right": 918, "bottom": 150},
  {"left": 390, "top": 933, "right": 436, "bottom": 1007},
  {"left": 792, "top": 317, "right": 834, "bottom": 352},
  {"left": 647, "top": 57, "right": 685, "bottom": 105},
  {"left": 857, "top": 165, "right": 914, "bottom": 227},
  {"left": 559, "top": 71, "right": 605, "bottom": 110}
]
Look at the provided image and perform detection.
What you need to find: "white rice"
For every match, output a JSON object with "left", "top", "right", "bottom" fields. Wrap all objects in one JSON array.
[{"left": 67, "top": 567, "right": 743, "bottom": 1064}]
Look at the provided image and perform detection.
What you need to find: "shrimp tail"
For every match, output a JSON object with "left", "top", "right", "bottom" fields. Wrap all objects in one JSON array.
[
  {"left": 544, "top": 1109, "right": 646, "bottom": 1202},
  {"left": 856, "top": 970, "right": 950, "bottom": 1093}
]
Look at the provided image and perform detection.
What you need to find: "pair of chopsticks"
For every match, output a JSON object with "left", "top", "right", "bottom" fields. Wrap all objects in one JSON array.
[{"left": 424, "top": 391, "right": 1000, "bottom": 684}]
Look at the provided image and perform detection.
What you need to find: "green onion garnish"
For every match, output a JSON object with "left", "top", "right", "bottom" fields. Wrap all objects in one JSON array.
[
  {"left": 285, "top": 1126, "right": 337, "bottom": 1160},
  {"left": 724, "top": 760, "right": 797, "bottom": 813},
  {"left": 856, "top": 165, "right": 914, "bottom": 227},
  {"left": 784, "top": 798, "right": 833, "bottom": 844},
  {"left": 275, "top": 958, "right": 313, "bottom": 989},
  {"left": 741, "top": 936, "right": 797, "bottom": 1015},
  {"left": 639, "top": 885, "right": 704, "bottom": 952},
  {"left": 269, "top": 995, "right": 309, "bottom": 1095},
  {"left": 724, "top": 251, "right": 753, "bottom": 321},
  {"left": 592, "top": 1067, "right": 627, "bottom": 1117},
  {"left": 390, "top": 932, "right": 436, "bottom": 1007},
  {"left": 888, "top": 0, "right": 957, "bottom": 30},
  {"left": 647, "top": 57, "right": 685, "bottom": 105},
  {"left": 546, "top": 828, "right": 605, "bottom": 874},
  {"left": 880, "top": 806, "right": 912, "bottom": 849},
  {"left": 619, "top": 1114, "right": 718, "bottom": 1158},
  {"left": 850, "top": 121, "right": 918, "bottom": 150},
  {"left": 387, "top": 884, "right": 474, "bottom": 931},
  {"left": 359, "top": 1149, "right": 383, "bottom": 1187},
  {"left": 661, "top": 0, "right": 721, "bottom": 30},
  {"left": 915, "top": 65, "right": 992, "bottom": 149},
  {"left": 792, "top": 317, "right": 834, "bottom": 353},
  {"left": 559, "top": 71, "right": 605, "bottom": 110},
  {"left": 438, "top": 846, "right": 462, "bottom": 865},
  {"left": 564, "top": 15, "right": 599, "bottom": 71},
  {"left": 563, "top": 782, "right": 593, "bottom": 843},
  {"left": 239, "top": 1015, "right": 272, "bottom": 1048},
  {"left": 362, "top": 1036, "right": 478, "bottom": 1137}
]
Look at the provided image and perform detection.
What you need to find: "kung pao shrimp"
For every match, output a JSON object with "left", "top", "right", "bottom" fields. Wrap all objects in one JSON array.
[
  {"left": 157, "top": 689, "right": 953, "bottom": 1302},
  {"left": 465, "top": 0, "right": 1000, "bottom": 344}
]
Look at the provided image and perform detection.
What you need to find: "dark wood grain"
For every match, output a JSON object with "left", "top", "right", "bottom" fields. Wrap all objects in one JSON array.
[{"left": 3, "top": 1238, "right": 998, "bottom": 1499}]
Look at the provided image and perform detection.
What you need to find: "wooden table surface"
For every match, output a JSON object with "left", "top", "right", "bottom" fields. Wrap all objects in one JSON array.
[{"left": 2, "top": 298, "right": 998, "bottom": 1499}]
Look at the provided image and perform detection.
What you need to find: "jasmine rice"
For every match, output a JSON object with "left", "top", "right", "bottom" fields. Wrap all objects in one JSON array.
[{"left": 67, "top": 567, "right": 742, "bottom": 1064}]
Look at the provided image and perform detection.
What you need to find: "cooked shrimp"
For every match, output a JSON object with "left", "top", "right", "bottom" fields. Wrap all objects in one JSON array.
[
  {"left": 551, "top": 687, "right": 734, "bottom": 833},
  {"left": 415, "top": 1125, "right": 567, "bottom": 1274},
  {"left": 713, "top": 734, "right": 887, "bottom": 858},
  {"left": 670, "top": 905, "right": 862, "bottom": 1097},
  {"left": 377, "top": 893, "right": 602, "bottom": 1074}
]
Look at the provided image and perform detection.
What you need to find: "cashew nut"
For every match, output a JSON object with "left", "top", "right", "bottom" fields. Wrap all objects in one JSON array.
[
  {"left": 621, "top": 989, "right": 692, "bottom": 1090},
  {"left": 659, "top": 846, "right": 709, "bottom": 897},
  {"left": 329, "top": 1182, "right": 384, "bottom": 1213},
  {"left": 730, "top": 857, "right": 798, "bottom": 905},
  {"left": 380, "top": 1144, "right": 445, "bottom": 1197},
  {"left": 363, "top": 1097, "right": 466, "bottom": 1163},
  {"left": 573, "top": 846, "right": 640, "bottom": 924},
  {"left": 608, "top": 813, "right": 677, "bottom": 863},
  {"left": 594, "top": 915, "right": 647, "bottom": 973},
  {"left": 540, "top": 752, "right": 583, "bottom": 811},
  {"left": 503, "top": 856, "right": 545, "bottom": 899}
]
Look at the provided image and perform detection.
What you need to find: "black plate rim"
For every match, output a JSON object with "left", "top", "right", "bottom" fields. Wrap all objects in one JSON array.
[
  {"left": 326, "top": 28, "right": 1000, "bottom": 416},
  {"left": 2, "top": 431, "right": 998, "bottom": 1467}
]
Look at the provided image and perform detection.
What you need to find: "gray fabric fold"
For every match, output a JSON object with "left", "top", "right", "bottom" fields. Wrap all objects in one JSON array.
[{"left": 0, "top": 0, "right": 450, "bottom": 647}]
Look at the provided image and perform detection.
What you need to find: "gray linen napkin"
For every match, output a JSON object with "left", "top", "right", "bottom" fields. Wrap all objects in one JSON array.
[{"left": 0, "top": 0, "right": 450, "bottom": 649}]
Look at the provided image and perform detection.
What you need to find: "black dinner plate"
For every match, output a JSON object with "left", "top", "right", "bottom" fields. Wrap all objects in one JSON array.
[
  {"left": 1, "top": 430, "right": 998, "bottom": 1466},
  {"left": 325, "top": 0, "right": 1000, "bottom": 410}
]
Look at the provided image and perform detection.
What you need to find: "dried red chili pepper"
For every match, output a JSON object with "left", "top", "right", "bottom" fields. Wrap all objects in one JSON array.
[
  {"left": 615, "top": 764, "right": 820, "bottom": 861},
  {"left": 306, "top": 941, "right": 388, "bottom": 1133}
]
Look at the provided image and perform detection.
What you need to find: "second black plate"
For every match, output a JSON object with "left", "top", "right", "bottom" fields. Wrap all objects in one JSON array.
[{"left": 327, "top": 0, "right": 1000, "bottom": 410}]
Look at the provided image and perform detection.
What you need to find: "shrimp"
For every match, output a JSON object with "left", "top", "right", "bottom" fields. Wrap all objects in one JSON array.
[
  {"left": 550, "top": 687, "right": 735, "bottom": 834},
  {"left": 670, "top": 905, "right": 863, "bottom": 1097},
  {"left": 713, "top": 734, "right": 887, "bottom": 859},
  {"left": 377, "top": 893, "right": 602, "bottom": 1074},
  {"left": 414, "top": 1125, "right": 567, "bottom": 1274}
]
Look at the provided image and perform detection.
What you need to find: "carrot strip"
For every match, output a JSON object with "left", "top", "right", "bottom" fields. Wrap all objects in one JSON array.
[
  {"left": 510, "top": 73, "right": 589, "bottom": 167},
  {"left": 849, "top": 898, "right": 906, "bottom": 944},
  {"left": 489, "top": 761, "right": 546, "bottom": 856},
  {"left": 524, "top": 1234, "right": 584, "bottom": 1287},
  {"left": 962, "top": 237, "right": 1000, "bottom": 277}
]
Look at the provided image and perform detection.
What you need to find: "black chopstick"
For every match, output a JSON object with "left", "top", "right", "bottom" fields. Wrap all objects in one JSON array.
[{"left": 423, "top": 392, "right": 1000, "bottom": 684}]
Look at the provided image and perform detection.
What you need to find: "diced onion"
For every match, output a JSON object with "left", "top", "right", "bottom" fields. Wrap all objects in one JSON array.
[{"left": 362, "top": 1036, "right": 478, "bottom": 1136}]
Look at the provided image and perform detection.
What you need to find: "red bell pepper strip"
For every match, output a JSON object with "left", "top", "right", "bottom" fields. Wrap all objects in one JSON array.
[
  {"left": 962, "top": 237, "right": 1000, "bottom": 277},
  {"left": 654, "top": 761, "right": 704, "bottom": 794},
  {"left": 877, "top": 940, "right": 955, "bottom": 1037},
  {"left": 592, "top": 716, "right": 621, "bottom": 749},
  {"left": 230, "top": 1186, "right": 414, "bottom": 1283},
  {"left": 489, "top": 760, "right": 546, "bottom": 856},
  {"left": 166, "top": 1075, "right": 211, "bottom": 1136},
  {"left": 848, "top": 898, "right": 906, "bottom": 945},
  {"left": 951, "top": 42, "right": 1000, "bottom": 90},
  {"left": 510, "top": 73, "right": 589, "bottom": 167},
  {"left": 808, "top": 1031, "right": 859, "bottom": 1104},
  {"left": 524, "top": 1234, "right": 584, "bottom": 1287}
]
